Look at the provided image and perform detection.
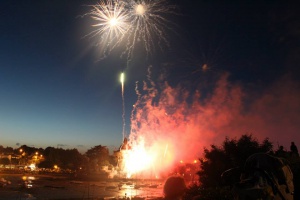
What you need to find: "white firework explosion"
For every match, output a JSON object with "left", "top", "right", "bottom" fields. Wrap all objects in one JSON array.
[{"left": 86, "top": 0, "right": 177, "bottom": 60}]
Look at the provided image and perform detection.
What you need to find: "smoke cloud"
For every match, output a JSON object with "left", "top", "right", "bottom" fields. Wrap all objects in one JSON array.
[{"left": 128, "top": 72, "right": 300, "bottom": 171}]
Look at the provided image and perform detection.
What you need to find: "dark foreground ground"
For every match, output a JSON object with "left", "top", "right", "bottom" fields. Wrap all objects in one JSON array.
[{"left": 0, "top": 173, "right": 164, "bottom": 200}]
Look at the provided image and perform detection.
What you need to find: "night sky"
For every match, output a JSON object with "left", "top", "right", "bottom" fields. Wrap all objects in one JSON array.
[{"left": 1, "top": 0, "right": 299, "bottom": 154}]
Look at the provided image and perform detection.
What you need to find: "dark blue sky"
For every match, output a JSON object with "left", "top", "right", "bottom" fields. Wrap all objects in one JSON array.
[{"left": 1, "top": 0, "right": 299, "bottom": 153}]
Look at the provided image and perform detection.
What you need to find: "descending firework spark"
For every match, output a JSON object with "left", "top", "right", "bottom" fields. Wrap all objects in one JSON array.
[
  {"left": 86, "top": 0, "right": 177, "bottom": 60},
  {"left": 163, "top": 143, "right": 168, "bottom": 158},
  {"left": 120, "top": 72, "right": 126, "bottom": 140},
  {"left": 120, "top": 72, "right": 125, "bottom": 93}
]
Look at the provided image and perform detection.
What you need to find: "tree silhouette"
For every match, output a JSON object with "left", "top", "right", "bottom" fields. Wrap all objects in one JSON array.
[
  {"left": 197, "top": 134, "right": 273, "bottom": 188},
  {"left": 40, "top": 147, "right": 86, "bottom": 170},
  {"left": 85, "top": 145, "right": 109, "bottom": 172}
]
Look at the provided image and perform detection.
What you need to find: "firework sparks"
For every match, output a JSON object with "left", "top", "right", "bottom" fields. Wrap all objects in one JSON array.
[
  {"left": 86, "top": 0, "right": 177, "bottom": 60},
  {"left": 122, "top": 136, "right": 173, "bottom": 178},
  {"left": 125, "top": 0, "right": 177, "bottom": 58},
  {"left": 90, "top": 0, "right": 128, "bottom": 36},
  {"left": 122, "top": 137, "right": 153, "bottom": 178},
  {"left": 86, "top": 0, "right": 129, "bottom": 58}
]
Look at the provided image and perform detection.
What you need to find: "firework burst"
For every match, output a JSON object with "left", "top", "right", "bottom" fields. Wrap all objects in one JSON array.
[
  {"left": 86, "top": 0, "right": 177, "bottom": 60},
  {"left": 124, "top": 0, "right": 177, "bottom": 59},
  {"left": 86, "top": 0, "right": 129, "bottom": 57}
]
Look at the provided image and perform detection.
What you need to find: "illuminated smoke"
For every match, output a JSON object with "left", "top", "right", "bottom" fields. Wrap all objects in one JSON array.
[{"left": 122, "top": 72, "right": 300, "bottom": 177}]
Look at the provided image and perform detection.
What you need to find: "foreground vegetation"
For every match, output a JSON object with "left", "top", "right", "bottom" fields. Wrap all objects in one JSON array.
[{"left": 184, "top": 134, "right": 300, "bottom": 200}]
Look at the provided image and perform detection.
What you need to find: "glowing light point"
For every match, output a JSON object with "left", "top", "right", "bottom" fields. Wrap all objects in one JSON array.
[
  {"left": 120, "top": 71, "right": 125, "bottom": 141},
  {"left": 120, "top": 72, "right": 124, "bottom": 84},
  {"left": 135, "top": 4, "right": 146, "bottom": 15},
  {"left": 109, "top": 17, "right": 118, "bottom": 26},
  {"left": 202, "top": 63, "right": 208, "bottom": 71}
]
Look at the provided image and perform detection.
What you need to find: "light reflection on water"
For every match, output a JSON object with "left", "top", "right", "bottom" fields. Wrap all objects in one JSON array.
[
  {"left": 21, "top": 176, "right": 35, "bottom": 181},
  {"left": 0, "top": 174, "right": 164, "bottom": 199},
  {"left": 117, "top": 184, "right": 163, "bottom": 199}
]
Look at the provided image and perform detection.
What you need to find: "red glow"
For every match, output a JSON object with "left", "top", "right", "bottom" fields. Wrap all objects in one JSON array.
[{"left": 121, "top": 73, "right": 300, "bottom": 178}]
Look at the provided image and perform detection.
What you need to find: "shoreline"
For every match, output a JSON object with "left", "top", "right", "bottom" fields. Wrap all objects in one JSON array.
[{"left": 0, "top": 173, "right": 164, "bottom": 200}]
